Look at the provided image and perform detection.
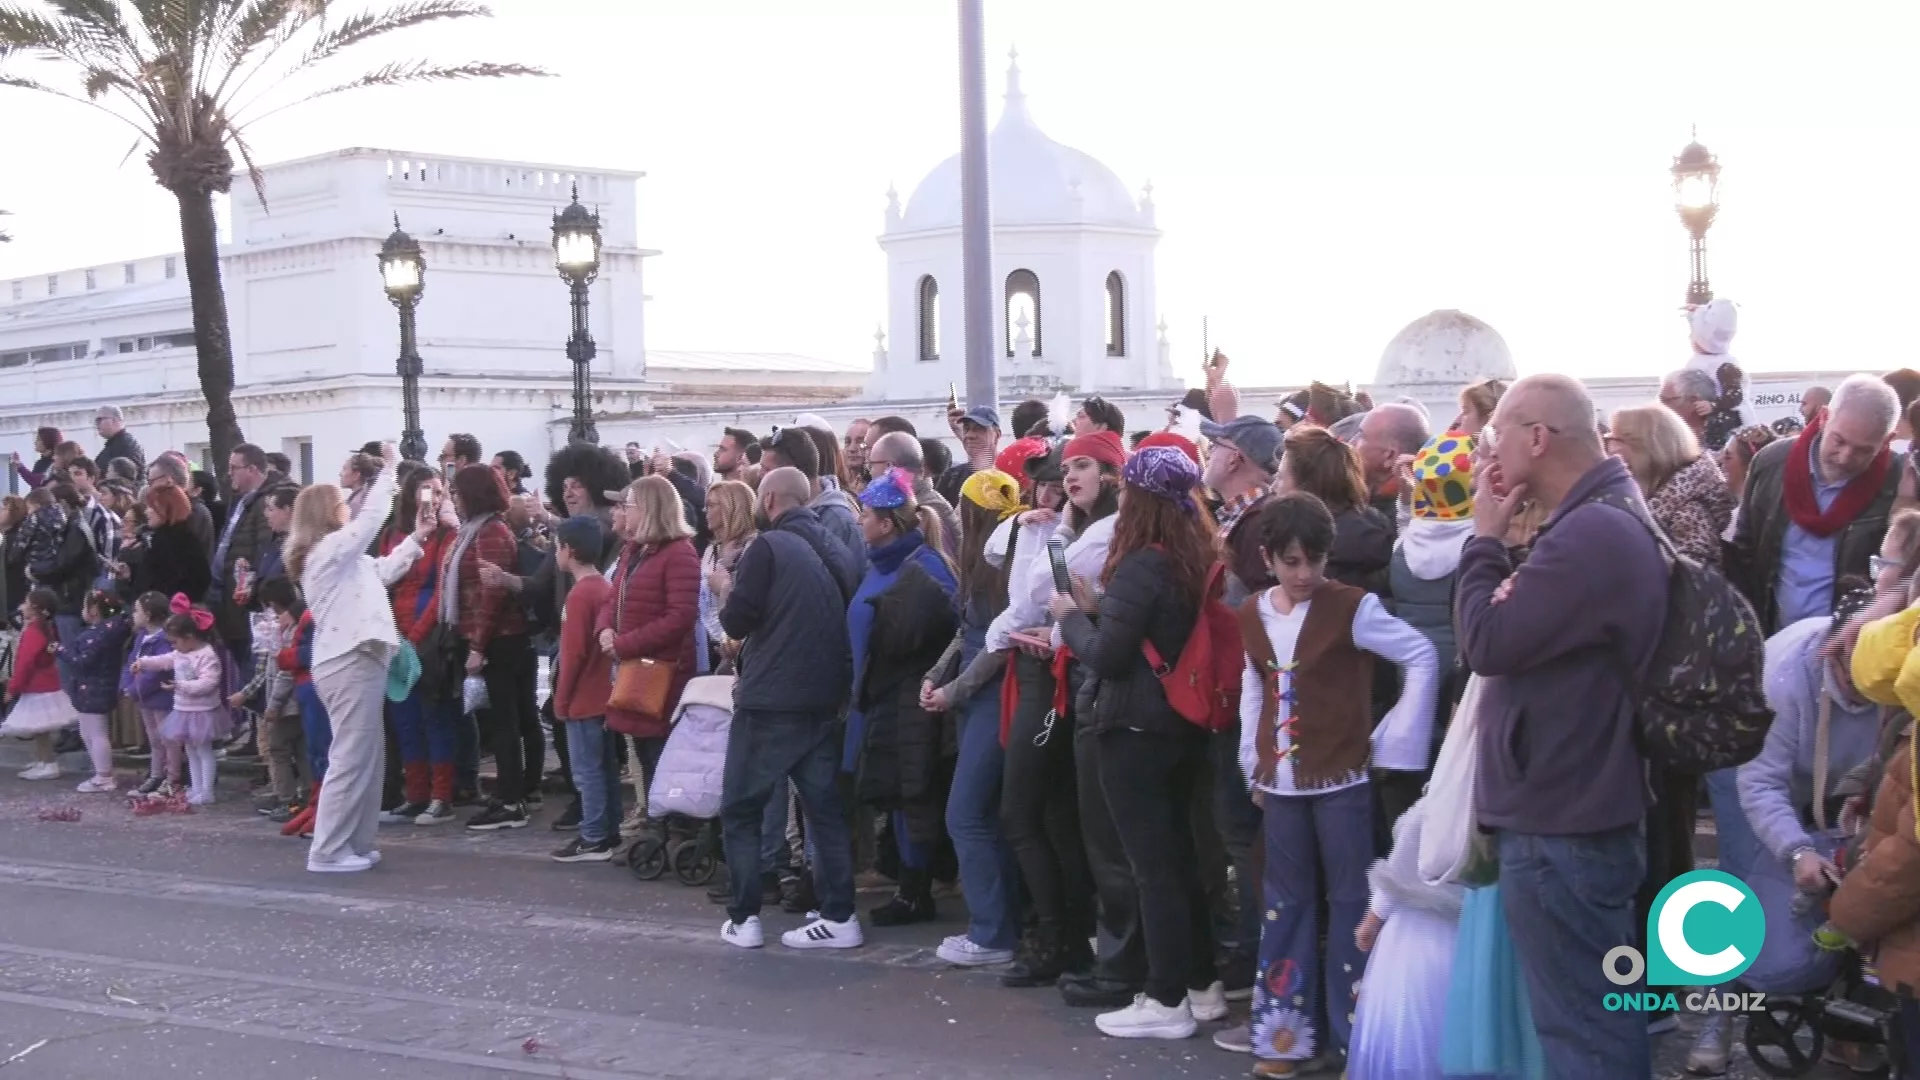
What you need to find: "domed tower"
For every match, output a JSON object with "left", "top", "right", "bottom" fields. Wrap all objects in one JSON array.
[
  {"left": 869, "top": 50, "right": 1165, "bottom": 401},
  {"left": 1372, "top": 310, "right": 1517, "bottom": 426}
]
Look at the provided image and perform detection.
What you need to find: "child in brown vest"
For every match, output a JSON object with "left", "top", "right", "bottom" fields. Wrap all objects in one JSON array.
[{"left": 1237, "top": 492, "right": 1439, "bottom": 1077}]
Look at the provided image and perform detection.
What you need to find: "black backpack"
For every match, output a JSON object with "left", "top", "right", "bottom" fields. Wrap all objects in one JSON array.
[{"left": 1584, "top": 490, "right": 1773, "bottom": 773}]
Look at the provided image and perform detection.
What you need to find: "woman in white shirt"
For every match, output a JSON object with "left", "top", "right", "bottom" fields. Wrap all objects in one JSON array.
[
  {"left": 1237, "top": 491, "right": 1438, "bottom": 1075},
  {"left": 283, "top": 444, "right": 430, "bottom": 873}
]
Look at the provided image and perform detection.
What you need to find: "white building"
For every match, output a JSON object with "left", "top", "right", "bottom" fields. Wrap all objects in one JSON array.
[
  {"left": 0, "top": 148, "right": 863, "bottom": 484},
  {"left": 869, "top": 51, "right": 1172, "bottom": 402}
]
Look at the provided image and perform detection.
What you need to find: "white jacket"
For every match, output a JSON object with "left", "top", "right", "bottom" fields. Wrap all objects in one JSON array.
[{"left": 302, "top": 464, "right": 423, "bottom": 669}]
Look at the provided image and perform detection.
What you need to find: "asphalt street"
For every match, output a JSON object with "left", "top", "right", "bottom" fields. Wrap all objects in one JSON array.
[{"left": 0, "top": 771, "right": 1853, "bottom": 1079}]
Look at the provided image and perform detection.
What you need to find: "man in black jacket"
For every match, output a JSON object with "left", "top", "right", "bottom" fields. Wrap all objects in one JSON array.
[
  {"left": 93, "top": 405, "right": 145, "bottom": 480},
  {"left": 713, "top": 467, "right": 859, "bottom": 951}
]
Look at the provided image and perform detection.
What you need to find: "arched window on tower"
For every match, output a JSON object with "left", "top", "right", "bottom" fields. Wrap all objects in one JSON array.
[
  {"left": 1105, "top": 271, "right": 1126, "bottom": 357},
  {"left": 1005, "top": 269, "right": 1041, "bottom": 358},
  {"left": 917, "top": 275, "right": 939, "bottom": 362}
]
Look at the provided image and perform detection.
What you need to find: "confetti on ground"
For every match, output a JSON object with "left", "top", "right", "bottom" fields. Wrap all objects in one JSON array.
[
  {"left": 522, "top": 1037, "right": 541, "bottom": 1055},
  {"left": 0, "top": 1038, "right": 48, "bottom": 1067},
  {"left": 34, "top": 807, "right": 80, "bottom": 822},
  {"left": 130, "top": 794, "right": 192, "bottom": 816}
]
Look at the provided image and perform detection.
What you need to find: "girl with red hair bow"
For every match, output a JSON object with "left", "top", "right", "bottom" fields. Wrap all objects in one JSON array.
[{"left": 130, "top": 595, "right": 232, "bottom": 805}]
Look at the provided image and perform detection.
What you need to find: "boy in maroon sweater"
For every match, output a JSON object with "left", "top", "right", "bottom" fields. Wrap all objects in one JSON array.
[{"left": 549, "top": 516, "right": 618, "bottom": 862}]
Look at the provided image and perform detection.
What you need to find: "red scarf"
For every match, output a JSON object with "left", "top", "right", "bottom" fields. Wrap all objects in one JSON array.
[{"left": 1784, "top": 410, "right": 1891, "bottom": 538}]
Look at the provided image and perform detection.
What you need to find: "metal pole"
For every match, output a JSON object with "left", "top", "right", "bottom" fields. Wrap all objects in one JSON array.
[
  {"left": 397, "top": 299, "right": 426, "bottom": 463},
  {"left": 567, "top": 280, "right": 598, "bottom": 444},
  {"left": 1687, "top": 230, "right": 1712, "bottom": 306},
  {"left": 957, "top": 0, "right": 997, "bottom": 411}
]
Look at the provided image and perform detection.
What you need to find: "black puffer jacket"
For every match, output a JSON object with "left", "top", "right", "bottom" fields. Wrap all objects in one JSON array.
[
  {"left": 31, "top": 516, "right": 98, "bottom": 616},
  {"left": 1331, "top": 505, "right": 1393, "bottom": 595},
  {"left": 854, "top": 560, "right": 958, "bottom": 844},
  {"left": 1058, "top": 546, "right": 1198, "bottom": 738}
]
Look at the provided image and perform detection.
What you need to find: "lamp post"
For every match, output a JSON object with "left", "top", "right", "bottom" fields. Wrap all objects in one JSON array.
[
  {"left": 378, "top": 215, "right": 427, "bottom": 463},
  {"left": 1672, "top": 135, "right": 1721, "bottom": 306},
  {"left": 552, "top": 184, "right": 603, "bottom": 444},
  {"left": 956, "top": 0, "right": 997, "bottom": 411}
]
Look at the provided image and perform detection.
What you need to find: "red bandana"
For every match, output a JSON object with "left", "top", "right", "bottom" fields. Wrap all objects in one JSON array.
[{"left": 1784, "top": 410, "right": 1891, "bottom": 538}]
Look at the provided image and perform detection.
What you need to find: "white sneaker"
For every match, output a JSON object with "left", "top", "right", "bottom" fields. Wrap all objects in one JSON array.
[
  {"left": 1095, "top": 993, "right": 1197, "bottom": 1040},
  {"left": 75, "top": 776, "right": 117, "bottom": 794},
  {"left": 359, "top": 850, "right": 382, "bottom": 867},
  {"left": 936, "top": 935, "right": 1014, "bottom": 966},
  {"left": 721, "top": 915, "right": 764, "bottom": 949},
  {"left": 1188, "top": 980, "right": 1229, "bottom": 1022},
  {"left": 18, "top": 762, "right": 60, "bottom": 781},
  {"left": 782, "top": 916, "right": 864, "bottom": 950},
  {"left": 306, "top": 853, "right": 374, "bottom": 874}
]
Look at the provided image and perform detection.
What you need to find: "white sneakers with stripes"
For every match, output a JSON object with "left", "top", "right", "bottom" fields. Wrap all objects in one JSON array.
[{"left": 780, "top": 915, "right": 864, "bottom": 951}]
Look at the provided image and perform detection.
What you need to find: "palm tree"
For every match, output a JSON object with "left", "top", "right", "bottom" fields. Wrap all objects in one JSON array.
[{"left": 0, "top": 2, "right": 547, "bottom": 472}]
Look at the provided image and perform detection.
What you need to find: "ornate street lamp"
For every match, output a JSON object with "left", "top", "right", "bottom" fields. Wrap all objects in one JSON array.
[
  {"left": 1672, "top": 134, "right": 1721, "bottom": 306},
  {"left": 378, "top": 214, "right": 427, "bottom": 463},
  {"left": 552, "top": 183, "right": 603, "bottom": 444}
]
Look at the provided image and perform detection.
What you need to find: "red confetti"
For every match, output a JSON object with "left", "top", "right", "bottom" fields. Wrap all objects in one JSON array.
[
  {"left": 130, "top": 794, "right": 193, "bottom": 816},
  {"left": 522, "top": 1038, "right": 541, "bottom": 1055},
  {"left": 35, "top": 807, "right": 81, "bottom": 822}
]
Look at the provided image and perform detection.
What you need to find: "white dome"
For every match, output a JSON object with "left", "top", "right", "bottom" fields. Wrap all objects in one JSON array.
[
  {"left": 898, "top": 55, "right": 1148, "bottom": 233},
  {"left": 1373, "top": 310, "right": 1517, "bottom": 390}
]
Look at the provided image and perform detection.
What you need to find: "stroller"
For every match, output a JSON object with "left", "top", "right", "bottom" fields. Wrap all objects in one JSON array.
[{"left": 626, "top": 675, "right": 732, "bottom": 887}]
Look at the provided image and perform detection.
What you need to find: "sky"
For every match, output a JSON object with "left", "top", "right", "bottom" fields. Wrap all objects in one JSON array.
[{"left": 3, "top": 0, "right": 1918, "bottom": 389}]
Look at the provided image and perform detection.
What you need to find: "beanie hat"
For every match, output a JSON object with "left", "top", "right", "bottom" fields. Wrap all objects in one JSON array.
[
  {"left": 1136, "top": 431, "right": 1201, "bottom": 464},
  {"left": 1062, "top": 429, "right": 1127, "bottom": 470},
  {"left": 1410, "top": 432, "right": 1477, "bottom": 521}
]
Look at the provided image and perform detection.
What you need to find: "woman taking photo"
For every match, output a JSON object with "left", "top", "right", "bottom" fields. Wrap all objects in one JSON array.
[
  {"left": 982, "top": 443, "right": 1095, "bottom": 987},
  {"left": 846, "top": 467, "right": 959, "bottom": 929},
  {"left": 126, "top": 484, "right": 211, "bottom": 603},
  {"left": 379, "top": 465, "right": 461, "bottom": 825},
  {"left": 699, "top": 481, "right": 757, "bottom": 674},
  {"left": 1051, "top": 445, "right": 1222, "bottom": 1040},
  {"left": 1606, "top": 403, "right": 1735, "bottom": 568},
  {"left": 1276, "top": 426, "right": 1392, "bottom": 592},
  {"left": 283, "top": 444, "right": 430, "bottom": 873},
  {"left": 598, "top": 475, "right": 700, "bottom": 799},
  {"left": 442, "top": 464, "right": 539, "bottom": 833}
]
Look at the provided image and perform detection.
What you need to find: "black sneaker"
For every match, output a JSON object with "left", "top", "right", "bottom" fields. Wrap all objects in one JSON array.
[
  {"left": 380, "top": 801, "right": 428, "bottom": 824},
  {"left": 466, "top": 802, "right": 529, "bottom": 832},
  {"left": 135, "top": 776, "right": 164, "bottom": 797},
  {"left": 524, "top": 790, "right": 544, "bottom": 808},
  {"left": 550, "top": 837, "right": 618, "bottom": 863},
  {"left": 550, "top": 801, "right": 582, "bottom": 832},
  {"left": 267, "top": 803, "right": 300, "bottom": 824}
]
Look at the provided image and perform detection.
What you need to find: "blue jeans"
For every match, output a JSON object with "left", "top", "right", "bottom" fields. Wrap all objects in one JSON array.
[
  {"left": 761, "top": 781, "right": 792, "bottom": 875},
  {"left": 1705, "top": 767, "right": 1760, "bottom": 881},
  {"left": 391, "top": 688, "right": 455, "bottom": 766},
  {"left": 946, "top": 648, "right": 1020, "bottom": 950},
  {"left": 721, "top": 709, "right": 855, "bottom": 924},
  {"left": 296, "top": 682, "right": 332, "bottom": 782},
  {"left": 1498, "top": 827, "right": 1650, "bottom": 1080},
  {"left": 1252, "top": 782, "right": 1372, "bottom": 1061},
  {"left": 562, "top": 718, "right": 622, "bottom": 844}
]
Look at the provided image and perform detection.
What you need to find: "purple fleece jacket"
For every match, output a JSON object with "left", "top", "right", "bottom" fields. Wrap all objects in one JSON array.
[{"left": 1456, "top": 455, "right": 1665, "bottom": 835}]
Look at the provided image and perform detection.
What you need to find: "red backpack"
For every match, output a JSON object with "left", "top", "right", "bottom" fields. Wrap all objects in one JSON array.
[{"left": 1141, "top": 561, "right": 1244, "bottom": 733}]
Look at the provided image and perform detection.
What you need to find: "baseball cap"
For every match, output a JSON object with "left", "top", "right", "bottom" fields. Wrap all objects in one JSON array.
[
  {"left": 556, "top": 514, "right": 605, "bottom": 558},
  {"left": 959, "top": 406, "right": 1001, "bottom": 430},
  {"left": 1200, "top": 415, "right": 1282, "bottom": 472}
]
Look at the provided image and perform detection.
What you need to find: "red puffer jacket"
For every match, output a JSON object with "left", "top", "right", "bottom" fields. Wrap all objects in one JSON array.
[{"left": 596, "top": 538, "right": 699, "bottom": 738}]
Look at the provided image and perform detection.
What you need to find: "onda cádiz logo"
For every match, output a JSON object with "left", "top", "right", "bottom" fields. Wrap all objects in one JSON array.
[{"left": 1601, "top": 869, "right": 1769, "bottom": 1014}]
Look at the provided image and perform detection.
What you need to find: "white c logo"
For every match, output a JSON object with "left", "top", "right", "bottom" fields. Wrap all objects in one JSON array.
[{"left": 1657, "top": 879, "right": 1749, "bottom": 979}]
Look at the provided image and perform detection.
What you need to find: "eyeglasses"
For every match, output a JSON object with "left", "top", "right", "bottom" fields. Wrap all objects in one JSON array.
[{"left": 1484, "top": 419, "right": 1561, "bottom": 444}]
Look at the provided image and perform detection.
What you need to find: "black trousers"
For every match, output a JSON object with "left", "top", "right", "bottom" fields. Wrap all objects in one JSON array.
[
  {"left": 1000, "top": 652, "right": 1094, "bottom": 936},
  {"left": 478, "top": 634, "right": 542, "bottom": 804},
  {"left": 1076, "top": 721, "right": 1146, "bottom": 986},
  {"left": 1098, "top": 726, "right": 1219, "bottom": 1008},
  {"left": 1211, "top": 727, "right": 1263, "bottom": 955}
]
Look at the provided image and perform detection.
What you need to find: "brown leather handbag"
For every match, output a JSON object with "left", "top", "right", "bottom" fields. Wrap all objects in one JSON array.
[{"left": 607, "top": 544, "right": 676, "bottom": 720}]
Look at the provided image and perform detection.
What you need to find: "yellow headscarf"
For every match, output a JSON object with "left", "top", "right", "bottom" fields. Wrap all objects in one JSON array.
[
  {"left": 1852, "top": 605, "right": 1920, "bottom": 709},
  {"left": 960, "top": 468, "right": 1022, "bottom": 521}
]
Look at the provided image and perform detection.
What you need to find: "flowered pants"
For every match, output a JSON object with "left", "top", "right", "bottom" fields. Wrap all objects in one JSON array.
[{"left": 1251, "top": 782, "right": 1372, "bottom": 1062}]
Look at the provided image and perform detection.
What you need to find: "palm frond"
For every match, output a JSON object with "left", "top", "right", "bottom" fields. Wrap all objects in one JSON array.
[
  {"left": 289, "top": 0, "right": 488, "bottom": 73},
  {"left": 229, "top": 124, "right": 268, "bottom": 208},
  {"left": 270, "top": 57, "right": 548, "bottom": 114},
  {"left": 0, "top": 6, "right": 81, "bottom": 53}
]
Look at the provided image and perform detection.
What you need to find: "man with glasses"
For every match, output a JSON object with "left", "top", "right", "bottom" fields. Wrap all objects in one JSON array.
[
  {"left": 1729, "top": 373, "right": 1903, "bottom": 634},
  {"left": 865, "top": 431, "right": 959, "bottom": 560},
  {"left": 1458, "top": 374, "right": 1669, "bottom": 1079},
  {"left": 1658, "top": 368, "right": 1718, "bottom": 449}
]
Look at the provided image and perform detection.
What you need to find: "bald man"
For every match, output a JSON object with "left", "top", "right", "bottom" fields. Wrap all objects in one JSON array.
[
  {"left": 712, "top": 465, "right": 861, "bottom": 952},
  {"left": 1456, "top": 374, "right": 1668, "bottom": 1077}
]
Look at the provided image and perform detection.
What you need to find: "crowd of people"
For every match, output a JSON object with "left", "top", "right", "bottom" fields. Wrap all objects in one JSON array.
[{"left": 16, "top": 342, "right": 1920, "bottom": 1080}]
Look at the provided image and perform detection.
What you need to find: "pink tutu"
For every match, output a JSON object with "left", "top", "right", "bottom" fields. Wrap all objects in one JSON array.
[{"left": 160, "top": 706, "right": 233, "bottom": 746}]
